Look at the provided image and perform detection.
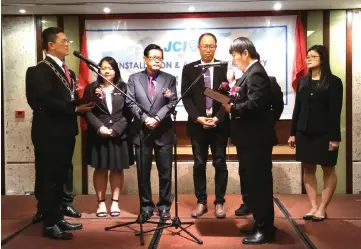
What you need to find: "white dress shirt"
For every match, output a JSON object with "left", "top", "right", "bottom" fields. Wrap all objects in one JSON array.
[
  {"left": 46, "top": 54, "right": 65, "bottom": 73},
  {"left": 103, "top": 85, "right": 114, "bottom": 114}
]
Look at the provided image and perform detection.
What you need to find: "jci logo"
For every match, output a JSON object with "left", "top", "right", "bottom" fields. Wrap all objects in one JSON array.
[{"left": 164, "top": 40, "right": 198, "bottom": 52}]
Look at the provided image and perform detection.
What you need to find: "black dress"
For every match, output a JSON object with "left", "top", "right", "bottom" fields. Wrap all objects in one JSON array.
[
  {"left": 84, "top": 81, "right": 131, "bottom": 170},
  {"left": 290, "top": 76, "right": 343, "bottom": 166}
]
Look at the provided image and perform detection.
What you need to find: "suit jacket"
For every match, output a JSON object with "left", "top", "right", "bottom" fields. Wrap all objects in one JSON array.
[
  {"left": 26, "top": 56, "right": 78, "bottom": 140},
  {"left": 126, "top": 70, "right": 178, "bottom": 146},
  {"left": 230, "top": 62, "right": 277, "bottom": 147},
  {"left": 290, "top": 75, "right": 343, "bottom": 141},
  {"left": 83, "top": 81, "right": 129, "bottom": 140},
  {"left": 181, "top": 59, "right": 229, "bottom": 138},
  {"left": 269, "top": 76, "right": 284, "bottom": 122}
]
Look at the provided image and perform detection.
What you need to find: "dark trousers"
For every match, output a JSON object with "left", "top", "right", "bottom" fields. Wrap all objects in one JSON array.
[
  {"left": 191, "top": 129, "right": 228, "bottom": 205},
  {"left": 35, "top": 164, "right": 74, "bottom": 213},
  {"left": 33, "top": 136, "right": 75, "bottom": 227},
  {"left": 236, "top": 145, "right": 274, "bottom": 230},
  {"left": 135, "top": 142, "right": 172, "bottom": 212}
]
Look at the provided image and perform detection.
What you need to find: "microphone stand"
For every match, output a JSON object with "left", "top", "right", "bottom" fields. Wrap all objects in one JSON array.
[
  {"left": 80, "top": 62, "right": 166, "bottom": 246},
  {"left": 137, "top": 66, "right": 210, "bottom": 245}
]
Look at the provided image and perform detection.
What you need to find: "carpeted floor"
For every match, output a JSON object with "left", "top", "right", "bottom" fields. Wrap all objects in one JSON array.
[{"left": 2, "top": 194, "right": 361, "bottom": 249}]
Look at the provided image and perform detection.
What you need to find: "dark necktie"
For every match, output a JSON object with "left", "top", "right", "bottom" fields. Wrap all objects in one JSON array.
[
  {"left": 149, "top": 76, "right": 155, "bottom": 101},
  {"left": 204, "top": 69, "right": 212, "bottom": 109}
]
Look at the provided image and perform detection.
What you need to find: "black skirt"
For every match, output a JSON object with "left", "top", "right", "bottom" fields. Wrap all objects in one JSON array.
[
  {"left": 87, "top": 135, "right": 130, "bottom": 170},
  {"left": 295, "top": 132, "right": 339, "bottom": 166}
]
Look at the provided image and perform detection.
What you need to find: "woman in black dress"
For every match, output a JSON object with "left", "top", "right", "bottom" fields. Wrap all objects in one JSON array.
[
  {"left": 84, "top": 56, "right": 131, "bottom": 217},
  {"left": 288, "top": 45, "right": 343, "bottom": 221}
]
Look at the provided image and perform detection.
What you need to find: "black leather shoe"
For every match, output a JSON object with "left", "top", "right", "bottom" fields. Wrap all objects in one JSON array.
[
  {"left": 312, "top": 213, "right": 327, "bottom": 222},
  {"left": 43, "top": 224, "right": 73, "bottom": 240},
  {"left": 57, "top": 220, "right": 83, "bottom": 230},
  {"left": 303, "top": 213, "right": 315, "bottom": 220},
  {"left": 62, "top": 206, "right": 82, "bottom": 218},
  {"left": 242, "top": 230, "right": 275, "bottom": 245},
  {"left": 235, "top": 204, "right": 252, "bottom": 216},
  {"left": 33, "top": 211, "right": 44, "bottom": 223},
  {"left": 159, "top": 209, "right": 171, "bottom": 220},
  {"left": 140, "top": 210, "right": 153, "bottom": 222}
]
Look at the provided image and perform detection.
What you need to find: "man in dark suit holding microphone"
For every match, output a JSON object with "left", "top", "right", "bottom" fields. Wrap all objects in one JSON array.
[
  {"left": 224, "top": 37, "right": 277, "bottom": 244},
  {"left": 181, "top": 33, "right": 229, "bottom": 219},
  {"left": 127, "top": 44, "right": 178, "bottom": 220},
  {"left": 26, "top": 27, "right": 94, "bottom": 240}
]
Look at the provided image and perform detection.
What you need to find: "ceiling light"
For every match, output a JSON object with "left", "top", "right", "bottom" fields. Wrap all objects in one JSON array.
[
  {"left": 19, "top": 9, "right": 26, "bottom": 14},
  {"left": 188, "top": 6, "right": 195, "bottom": 12},
  {"left": 41, "top": 20, "right": 47, "bottom": 23},
  {"left": 273, "top": 2, "right": 282, "bottom": 10},
  {"left": 103, "top": 7, "right": 111, "bottom": 13}
]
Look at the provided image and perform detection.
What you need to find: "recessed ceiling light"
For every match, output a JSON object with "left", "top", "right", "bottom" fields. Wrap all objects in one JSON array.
[
  {"left": 273, "top": 2, "right": 282, "bottom": 10},
  {"left": 103, "top": 7, "right": 111, "bottom": 13},
  {"left": 19, "top": 9, "right": 26, "bottom": 14},
  {"left": 188, "top": 6, "right": 195, "bottom": 12}
]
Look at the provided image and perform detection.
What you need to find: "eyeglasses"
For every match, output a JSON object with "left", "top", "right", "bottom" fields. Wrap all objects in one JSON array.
[
  {"left": 56, "top": 39, "right": 71, "bottom": 45},
  {"left": 305, "top": 55, "right": 320, "bottom": 61},
  {"left": 200, "top": 45, "right": 216, "bottom": 50},
  {"left": 147, "top": 56, "right": 163, "bottom": 61}
]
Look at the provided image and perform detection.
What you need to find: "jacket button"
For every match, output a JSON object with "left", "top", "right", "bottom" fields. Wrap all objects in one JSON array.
[{"left": 109, "top": 120, "right": 113, "bottom": 123}]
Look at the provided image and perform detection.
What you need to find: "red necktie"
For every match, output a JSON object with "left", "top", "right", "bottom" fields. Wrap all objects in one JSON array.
[
  {"left": 149, "top": 76, "right": 155, "bottom": 101},
  {"left": 62, "top": 63, "right": 72, "bottom": 85}
]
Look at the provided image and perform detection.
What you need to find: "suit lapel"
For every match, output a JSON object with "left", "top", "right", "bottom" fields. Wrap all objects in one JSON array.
[
  {"left": 152, "top": 72, "right": 166, "bottom": 105},
  {"left": 45, "top": 56, "right": 68, "bottom": 83},
  {"left": 139, "top": 71, "right": 152, "bottom": 104},
  {"left": 235, "top": 70, "right": 249, "bottom": 87}
]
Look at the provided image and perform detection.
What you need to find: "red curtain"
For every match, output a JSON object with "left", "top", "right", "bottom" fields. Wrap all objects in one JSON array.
[
  {"left": 78, "top": 29, "right": 90, "bottom": 130},
  {"left": 292, "top": 16, "right": 308, "bottom": 91}
]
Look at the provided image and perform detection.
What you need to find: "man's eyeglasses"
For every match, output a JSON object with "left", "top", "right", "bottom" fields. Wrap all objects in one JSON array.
[
  {"left": 305, "top": 55, "right": 320, "bottom": 61},
  {"left": 56, "top": 39, "right": 72, "bottom": 45},
  {"left": 147, "top": 56, "right": 163, "bottom": 61},
  {"left": 200, "top": 45, "right": 216, "bottom": 50}
]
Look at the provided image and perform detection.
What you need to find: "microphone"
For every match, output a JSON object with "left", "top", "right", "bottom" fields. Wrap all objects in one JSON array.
[
  {"left": 194, "top": 61, "right": 228, "bottom": 68},
  {"left": 73, "top": 51, "right": 99, "bottom": 69}
]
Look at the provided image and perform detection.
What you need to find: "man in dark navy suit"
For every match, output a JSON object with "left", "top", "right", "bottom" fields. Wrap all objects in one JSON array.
[
  {"left": 224, "top": 37, "right": 277, "bottom": 244},
  {"left": 127, "top": 44, "right": 178, "bottom": 220},
  {"left": 26, "top": 27, "right": 93, "bottom": 240}
]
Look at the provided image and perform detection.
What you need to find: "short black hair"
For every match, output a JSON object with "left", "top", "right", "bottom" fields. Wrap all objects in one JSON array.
[
  {"left": 255, "top": 52, "right": 260, "bottom": 61},
  {"left": 198, "top": 33, "right": 217, "bottom": 45},
  {"left": 229, "top": 37, "right": 257, "bottom": 59},
  {"left": 97, "top": 56, "right": 123, "bottom": 84},
  {"left": 42, "top": 27, "right": 64, "bottom": 51},
  {"left": 144, "top": 44, "right": 163, "bottom": 58}
]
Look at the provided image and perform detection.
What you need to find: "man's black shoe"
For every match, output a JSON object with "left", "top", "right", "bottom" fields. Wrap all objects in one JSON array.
[
  {"left": 62, "top": 206, "right": 82, "bottom": 218},
  {"left": 139, "top": 210, "right": 153, "bottom": 222},
  {"left": 57, "top": 219, "right": 83, "bottom": 230},
  {"left": 159, "top": 209, "right": 171, "bottom": 220},
  {"left": 43, "top": 224, "right": 73, "bottom": 240},
  {"left": 33, "top": 212, "right": 44, "bottom": 223},
  {"left": 235, "top": 204, "right": 252, "bottom": 216},
  {"left": 242, "top": 229, "right": 275, "bottom": 245}
]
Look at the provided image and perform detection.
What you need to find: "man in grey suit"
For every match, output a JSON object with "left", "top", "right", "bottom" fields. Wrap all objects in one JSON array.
[{"left": 127, "top": 44, "right": 178, "bottom": 220}]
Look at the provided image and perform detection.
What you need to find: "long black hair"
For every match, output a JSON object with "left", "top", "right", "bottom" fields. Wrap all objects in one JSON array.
[
  {"left": 307, "top": 45, "right": 332, "bottom": 90},
  {"left": 97, "top": 56, "right": 126, "bottom": 91}
]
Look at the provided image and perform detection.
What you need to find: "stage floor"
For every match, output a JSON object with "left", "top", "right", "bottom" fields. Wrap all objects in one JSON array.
[{"left": 2, "top": 194, "right": 361, "bottom": 249}]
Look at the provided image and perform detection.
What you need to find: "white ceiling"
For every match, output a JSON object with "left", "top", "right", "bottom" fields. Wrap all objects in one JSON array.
[{"left": 1, "top": 0, "right": 361, "bottom": 15}]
